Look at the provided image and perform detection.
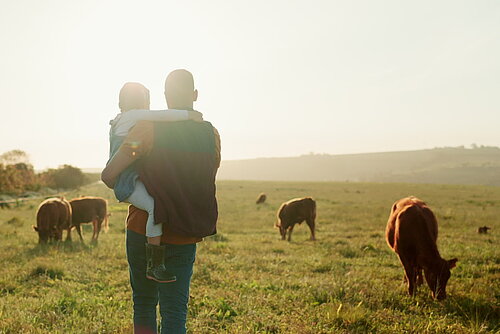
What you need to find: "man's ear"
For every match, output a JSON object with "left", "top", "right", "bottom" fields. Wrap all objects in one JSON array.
[
  {"left": 33, "top": 225, "right": 38, "bottom": 231},
  {"left": 193, "top": 89, "right": 198, "bottom": 102}
]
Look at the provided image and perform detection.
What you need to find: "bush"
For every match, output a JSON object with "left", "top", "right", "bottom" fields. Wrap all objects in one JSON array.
[
  {"left": 0, "top": 150, "right": 92, "bottom": 195},
  {"left": 0, "top": 163, "right": 39, "bottom": 194},
  {"left": 39, "top": 165, "right": 89, "bottom": 190}
]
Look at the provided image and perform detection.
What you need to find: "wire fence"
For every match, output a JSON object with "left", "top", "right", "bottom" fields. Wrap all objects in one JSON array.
[
  {"left": 0, "top": 181, "right": 102, "bottom": 208},
  {"left": 0, "top": 193, "right": 68, "bottom": 208}
]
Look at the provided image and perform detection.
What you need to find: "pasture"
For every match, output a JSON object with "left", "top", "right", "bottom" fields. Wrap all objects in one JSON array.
[{"left": 0, "top": 181, "right": 499, "bottom": 333}]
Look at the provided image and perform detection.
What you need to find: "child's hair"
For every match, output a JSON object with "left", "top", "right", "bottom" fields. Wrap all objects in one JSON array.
[{"left": 119, "top": 82, "right": 150, "bottom": 111}]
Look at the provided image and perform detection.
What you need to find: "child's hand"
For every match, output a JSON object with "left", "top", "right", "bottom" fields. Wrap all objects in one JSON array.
[{"left": 188, "top": 110, "right": 203, "bottom": 122}]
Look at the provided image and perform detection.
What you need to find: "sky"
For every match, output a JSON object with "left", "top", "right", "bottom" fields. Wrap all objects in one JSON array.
[{"left": 0, "top": 0, "right": 499, "bottom": 170}]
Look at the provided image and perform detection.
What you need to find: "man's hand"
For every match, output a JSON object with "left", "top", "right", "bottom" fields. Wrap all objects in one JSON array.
[
  {"left": 187, "top": 110, "right": 203, "bottom": 122},
  {"left": 101, "top": 150, "right": 138, "bottom": 189}
]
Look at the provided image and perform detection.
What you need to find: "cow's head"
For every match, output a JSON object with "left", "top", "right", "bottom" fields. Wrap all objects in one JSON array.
[
  {"left": 278, "top": 225, "right": 287, "bottom": 240},
  {"left": 425, "top": 258, "right": 458, "bottom": 300},
  {"left": 33, "top": 225, "right": 59, "bottom": 243},
  {"left": 275, "top": 221, "right": 287, "bottom": 240}
]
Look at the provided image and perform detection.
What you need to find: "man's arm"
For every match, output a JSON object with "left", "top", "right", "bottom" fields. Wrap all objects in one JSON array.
[
  {"left": 113, "top": 110, "right": 202, "bottom": 137},
  {"left": 213, "top": 127, "right": 221, "bottom": 170},
  {"left": 136, "top": 109, "right": 203, "bottom": 122},
  {"left": 101, "top": 121, "right": 153, "bottom": 188},
  {"left": 101, "top": 151, "right": 137, "bottom": 188}
]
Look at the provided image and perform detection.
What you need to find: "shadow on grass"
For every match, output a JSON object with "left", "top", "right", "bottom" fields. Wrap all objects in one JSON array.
[
  {"left": 443, "top": 295, "right": 499, "bottom": 332},
  {"left": 26, "top": 240, "right": 95, "bottom": 257},
  {"left": 28, "top": 265, "right": 65, "bottom": 280},
  {"left": 370, "top": 288, "right": 499, "bottom": 332},
  {"left": 0, "top": 282, "right": 16, "bottom": 295}
]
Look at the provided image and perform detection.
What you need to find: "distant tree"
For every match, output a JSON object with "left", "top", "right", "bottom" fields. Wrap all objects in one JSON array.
[
  {"left": 39, "top": 165, "right": 88, "bottom": 190},
  {"left": 0, "top": 163, "right": 39, "bottom": 194},
  {"left": 0, "top": 150, "right": 93, "bottom": 194},
  {"left": 0, "top": 150, "right": 40, "bottom": 195},
  {"left": 0, "top": 150, "right": 30, "bottom": 165},
  {"left": 0, "top": 164, "right": 9, "bottom": 193}
]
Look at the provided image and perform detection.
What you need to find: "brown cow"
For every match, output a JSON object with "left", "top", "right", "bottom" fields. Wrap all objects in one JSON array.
[
  {"left": 276, "top": 197, "right": 316, "bottom": 241},
  {"left": 386, "top": 196, "right": 458, "bottom": 300},
  {"left": 33, "top": 197, "right": 72, "bottom": 243},
  {"left": 256, "top": 193, "right": 267, "bottom": 204},
  {"left": 69, "top": 196, "right": 109, "bottom": 243},
  {"left": 478, "top": 226, "right": 491, "bottom": 234}
]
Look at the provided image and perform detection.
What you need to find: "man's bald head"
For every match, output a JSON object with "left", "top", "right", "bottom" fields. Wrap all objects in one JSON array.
[
  {"left": 164, "top": 69, "right": 198, "bottom": 109},
  {"left": 119, "top": 82, "right": 150, "bottom": 112}
]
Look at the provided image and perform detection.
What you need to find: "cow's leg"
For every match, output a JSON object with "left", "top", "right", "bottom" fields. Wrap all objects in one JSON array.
[
  {"left": 306, "top": 217, "right": 316, "bottom": 241},
  {"left": 75, "top": 224, "right": 84, "bottom": 242},
  {"left": 96, "top": 218, "right": 103, "bottom": 240},
  {"left": 399, "top": 254, "right": 417, "bottom": 296},
  {"left": 416, "top": 266, "right": 424, "bottom": 286},
  {"left": 287, "top": 225, "right": 295, "bottom": 242},
  {"left": 56, "top": 229, "right": 63, "bottom": 242},
  {"left": 65, "top": 226, "right": 72, "bottom": 242},
  {"left": 91, "top": 218, "right": 98, "bottom": 242},
  {"left": 91, "top": 218, "right": 102, "bottom": 243}
]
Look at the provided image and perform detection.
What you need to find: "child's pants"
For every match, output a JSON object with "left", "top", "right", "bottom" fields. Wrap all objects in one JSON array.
[{"left": 126, "top": 180, "right": 163, "bottom": 238}]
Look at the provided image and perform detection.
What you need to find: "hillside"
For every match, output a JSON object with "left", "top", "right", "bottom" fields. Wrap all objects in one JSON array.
[{"left": 218, "top": 146, "right": 500, "bottom": 186}]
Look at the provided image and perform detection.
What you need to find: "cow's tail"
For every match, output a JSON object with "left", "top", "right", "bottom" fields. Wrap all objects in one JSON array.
[
  {"left": 102, "top": 201, "right": 110, "bottom": 233},
  {"left": 311, "top": 198, "right": 317, "bottom": 219},
  {"left": 102, "top": 213, "right": 110, "bottom": 233}
]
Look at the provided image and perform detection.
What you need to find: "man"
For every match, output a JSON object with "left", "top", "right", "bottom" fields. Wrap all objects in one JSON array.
[
  {"left": 109, "top": 82, "right": 203, "bottom": 283},
  {"left": 102, "top": 69, "right": 221, "bottom": 333}
]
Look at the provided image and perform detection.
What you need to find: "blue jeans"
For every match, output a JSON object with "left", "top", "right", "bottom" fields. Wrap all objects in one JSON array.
[{"left": 126, "top": 230, "right": 196, "bottom": 334}]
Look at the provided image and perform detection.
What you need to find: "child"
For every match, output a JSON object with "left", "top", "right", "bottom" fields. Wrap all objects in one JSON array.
[{"left": 108, "top": 82, "right": 202, "bottom": 283}]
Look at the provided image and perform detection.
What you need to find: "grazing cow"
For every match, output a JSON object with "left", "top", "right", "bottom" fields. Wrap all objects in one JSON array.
[
  {"left": 69, "top": 196, "right": 109, "bottom": 243},
  {"left": 33, "top": 197, "right": 72, "bottom": 243},
  {"left": 477, "top": 226, "right": 491, "bottom": 234},
  {"left": 256, "top": 193, "right": 267, "bottom": 204},
  {"left": 276, "top": 197, "right": 316, "bottom": 241},
  {"left": 385, "top": 196, "right": 458, "bottom": 300}
]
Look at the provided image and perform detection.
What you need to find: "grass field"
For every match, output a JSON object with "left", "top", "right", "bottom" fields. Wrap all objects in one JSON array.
[{"left": 0, "top": 181, "right": 499, "bottom": 333}]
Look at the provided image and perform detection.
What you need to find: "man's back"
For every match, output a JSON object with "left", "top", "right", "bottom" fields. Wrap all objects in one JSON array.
[{"left": 127, "top": 120, "right": 220, "bottom": 238}]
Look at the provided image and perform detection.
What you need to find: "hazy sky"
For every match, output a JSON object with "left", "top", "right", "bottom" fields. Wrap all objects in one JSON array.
[{"left": 1, "top": 0, "right": 499, "bottom": 169}]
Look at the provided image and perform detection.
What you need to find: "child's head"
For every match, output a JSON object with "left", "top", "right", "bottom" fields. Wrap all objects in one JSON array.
[{"left": 119, "top": 82, "right": 150, "bottom": 112}]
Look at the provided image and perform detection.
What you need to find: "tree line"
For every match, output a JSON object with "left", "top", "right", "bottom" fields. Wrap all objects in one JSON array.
[{"left": 0, "top": 150, "right": 96, "bottom": 195}]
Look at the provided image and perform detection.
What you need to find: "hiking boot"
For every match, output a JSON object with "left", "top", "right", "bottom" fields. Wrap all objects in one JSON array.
[{"left": 145, "top": 243, "right": 177, "bottom": 283}]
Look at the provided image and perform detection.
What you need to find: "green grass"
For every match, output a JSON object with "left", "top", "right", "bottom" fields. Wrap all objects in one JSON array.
[{"left": 0, "top": 181, "right": 499, "bottom": 333}]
